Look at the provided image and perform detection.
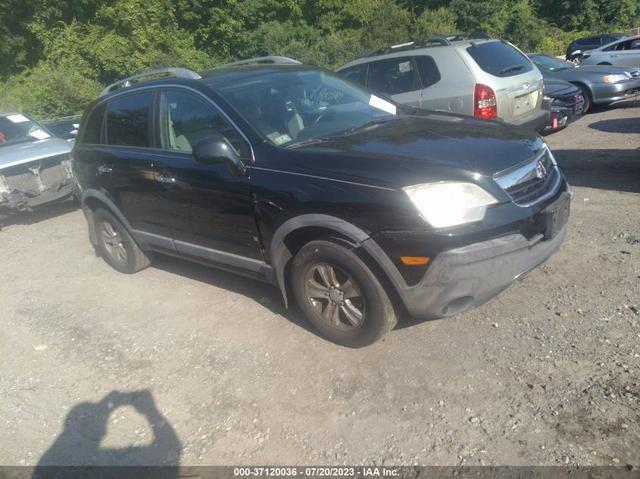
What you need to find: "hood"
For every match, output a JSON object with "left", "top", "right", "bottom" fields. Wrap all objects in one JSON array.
[
  {"left": 544, "top": 78, "right": 579, "bottom": 96},
  {"left": 0, "top": 137, "right": 71, "bottom": 169},
  {"left": 575, "top": 64, "right": 636, "bottom": 75},
  {"left": 547, "top": 64, "right": 637, "bottom": 81},
  {"left": 280, "top": 114, "right": 545, "bottom": 187}
]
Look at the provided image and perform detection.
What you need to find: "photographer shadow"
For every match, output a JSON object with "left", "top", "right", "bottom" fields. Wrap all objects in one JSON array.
[{"left": 33, "top": 390, "right": 181, "bottom": 479}]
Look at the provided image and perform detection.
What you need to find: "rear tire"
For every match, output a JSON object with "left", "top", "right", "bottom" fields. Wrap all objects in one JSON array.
[
  {"left": 94, "top": 208, "right": 150, "bottom": 274},
  {"left": 291, "top": 240, "right": 397, "bottom": 347}
]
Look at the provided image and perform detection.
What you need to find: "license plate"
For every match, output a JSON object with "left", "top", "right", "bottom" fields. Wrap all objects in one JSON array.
[
  {"left": 542, "top": 193, "right": 570, "bottom": 239},
  {"left": 513, "top": 91, "right": 537, "bottom": 115}
]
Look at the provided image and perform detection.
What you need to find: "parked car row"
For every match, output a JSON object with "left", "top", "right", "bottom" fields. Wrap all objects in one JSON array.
[{"left": 337, "top": 35, "right": 639, "bottom": 134}]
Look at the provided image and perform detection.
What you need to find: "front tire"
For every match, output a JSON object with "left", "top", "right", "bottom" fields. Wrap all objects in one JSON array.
[
  {"left": 576, "top": 84, "right": 592, "bottom": 113},
  {"left": 94, "top": 208, "right": 150, "bottom": 274},
  {"left": 291, "top": 240, "right": 397, "bottom": 347}
]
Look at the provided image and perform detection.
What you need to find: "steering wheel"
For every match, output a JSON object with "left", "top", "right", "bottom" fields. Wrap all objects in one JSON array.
[{"left": 313, "top": 109, "right": 336, "bottom": 126}]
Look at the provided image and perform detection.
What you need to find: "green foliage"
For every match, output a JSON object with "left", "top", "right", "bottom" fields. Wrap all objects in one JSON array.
[
  {"left": 1, "top": 0, "right": 638, "bottom": 119},
  {"left": 0, "top": 63, "right": 102, "bottom": 118}
]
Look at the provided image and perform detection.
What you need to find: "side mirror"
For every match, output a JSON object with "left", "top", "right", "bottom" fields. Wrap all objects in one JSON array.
[{"left": 192, "top": 135, "right": 246, "bottom": 176}]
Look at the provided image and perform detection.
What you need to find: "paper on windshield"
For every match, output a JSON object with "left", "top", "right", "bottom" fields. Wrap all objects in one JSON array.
[
  {"left": 28, "top": 129, "right": 51, "bottom": 140},
  {"left": 7, "top": 114, "right": 29, "bottom": 123},
  {"left": 369, "top": 95, "right": 396, "bottom": 115}
]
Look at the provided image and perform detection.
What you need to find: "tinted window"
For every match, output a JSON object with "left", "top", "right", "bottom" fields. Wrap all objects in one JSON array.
[
  {"left": 106, "top": 92, "right": 153, "bottom": 147},
  {"left": 415, "top": 56, "right": 441, "bottom": 88},
  {"left": 158, "top": 90, "right": 250, "bottom": 158},
  {"left": 466, "top": 41, "right": 533, "bottom": 77},
  {"left": 367, "top": 57, "right": 419, "bottom": 95},
  {"left": 81, "top": 104, "right": 106, "bottom": 144},
  {"left": 339, "top": 65, "right": 366, "bottom": 84}
]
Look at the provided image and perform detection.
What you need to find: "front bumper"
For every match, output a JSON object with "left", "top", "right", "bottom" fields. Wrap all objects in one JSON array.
[
  {"left": 363, "top": 188, "right": 571, "bottom": 320},
  {"left": 0, "top": 158, "right": 76, "bottom": 213},
  {"left": 592, "top": 79, "right": 640, "bottom": 104},
  {"left": 542, "top": 98, "right": 584, "bottom": 133},
  {"left": 396, "top": 223, "right": 567, "bottom": 318}
]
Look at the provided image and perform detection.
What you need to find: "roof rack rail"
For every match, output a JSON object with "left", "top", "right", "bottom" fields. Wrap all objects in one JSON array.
[
  {"left": 99, "top": 67, "right": 202, "bottom": 97},
  {"left": 218, "top": 56, "right": 302, "bottom": 68},
  {"left": 364, "top": 37, "right": 451, "bottom": 57}
]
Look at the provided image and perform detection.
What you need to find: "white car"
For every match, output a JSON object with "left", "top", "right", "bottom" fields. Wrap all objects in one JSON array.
[{"left": 580, "top": 35, "right": 640, "bottom": 68}]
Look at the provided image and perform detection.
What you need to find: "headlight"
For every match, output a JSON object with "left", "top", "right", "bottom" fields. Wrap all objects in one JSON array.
[
  {"left": 403, "top": 182, "right": 498, "bottom": 228},
  {"left": 603, "top": 73, "right": 629, "bottom": 83}
]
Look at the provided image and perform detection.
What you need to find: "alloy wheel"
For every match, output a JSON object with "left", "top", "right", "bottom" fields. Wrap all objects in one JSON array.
[
  {"left": 100, "top": 220, "right": 128, "bottom": 264},
  {"left": 305, "top": 263, "right": 365, "bottom": 331}
]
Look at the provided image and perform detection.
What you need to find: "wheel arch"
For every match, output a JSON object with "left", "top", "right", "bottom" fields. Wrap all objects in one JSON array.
[
  {"left": 269, "top": 214, "right": 405, "bottom": 309},
  {"left": 81, "top": 189, "right": 134, "bottom": 248}
]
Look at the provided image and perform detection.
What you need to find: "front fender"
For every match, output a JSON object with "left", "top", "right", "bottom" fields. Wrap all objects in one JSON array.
[{"left": 269, "top": 214, "right": 404, "bottom": 308}]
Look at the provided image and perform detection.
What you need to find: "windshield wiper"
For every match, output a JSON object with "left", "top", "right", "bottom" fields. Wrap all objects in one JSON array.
[
  {"left": 340, "top": 117, "right": 395, "bottom": 136},
  {"left": 499, "top": 64, "right": 524, "bottom": 75}
]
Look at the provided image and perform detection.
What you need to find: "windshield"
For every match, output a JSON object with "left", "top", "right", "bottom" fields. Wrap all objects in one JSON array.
[
  {"left": 0, "top": 114, "right": 51, "bottom": 146},
  {"left": 214, "top": 69, "right": 397, "bottom": 146},
  {"left": 530, "top": 54, "right": 573, "bottom": 72}
]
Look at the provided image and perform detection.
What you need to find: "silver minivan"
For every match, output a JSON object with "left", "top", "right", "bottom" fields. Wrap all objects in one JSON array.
[{"left": 337, "top": 37, "right": 548, "bottom": 131}]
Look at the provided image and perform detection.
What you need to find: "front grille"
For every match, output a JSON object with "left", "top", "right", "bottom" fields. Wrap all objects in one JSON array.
[
  {"left": 555, "top": 93, "right": 580, "bottom": 104},
  {"left": 506, "top": 151, "right": 558, "bottom": 205},
  {"left": 495, "top": 149, "right": 560, "bottom": 206}
]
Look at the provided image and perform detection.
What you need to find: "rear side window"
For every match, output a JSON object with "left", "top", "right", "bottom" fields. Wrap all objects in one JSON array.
[
  {"left": 367, "top": 57, "right": 419, "bottom": 95},
  {"left": 81, "top": 103, "right": 106, "bottom": 144},
  {"left": 106, "top": 92, "right": 153, "bottom": 147},
  {"left": 466, "top": 41, "right": 533, "bottom": 77},
  {"left": 415, "top": 56, "right": 441, "bottom": 88},
  {"left": 339, "top": 65, "right": 366, "bottom": 85}
]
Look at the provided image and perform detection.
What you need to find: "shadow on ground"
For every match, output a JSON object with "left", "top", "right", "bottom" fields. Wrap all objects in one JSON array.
[
  {"left": 33, "top": 390, "right": 181, "bottom": 478},
  {"left": 588, "top": 118, "right": 640, "bottom": 134},
  {"left": 554, "top": 148, "right": 640, "bottom": 194},
  {"left": 152, "top": 254, "right": 319, "bottom": 337}
]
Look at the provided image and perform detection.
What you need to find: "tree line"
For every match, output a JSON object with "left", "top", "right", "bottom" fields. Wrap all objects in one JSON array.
[{"left": 0, "top": 0, "right": 637, "bottom": 119}]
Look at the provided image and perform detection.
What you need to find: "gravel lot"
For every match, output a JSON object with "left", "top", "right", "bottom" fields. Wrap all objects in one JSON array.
[{"left": 1, "top": 102, "right": 639, "bottom": 468}]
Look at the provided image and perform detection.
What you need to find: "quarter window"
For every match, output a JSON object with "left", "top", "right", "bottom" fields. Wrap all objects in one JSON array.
[
  {"left": 367, "top": 57, "right": 419, "bottom": 95},
  {"left": 158, "top": 90, "right": 250, "bottom": 158},
  {"left": 339, "top": 65, "right": 366, "bottom": 85},
  {"left": 81, "top": 103, "right": 106, "bottom": 144},
  {"left": 106, "top": 92, "right": 153, "bottom": 147},
  {"left": 415, "top": 56, "right": 441, "bottom": 89}
]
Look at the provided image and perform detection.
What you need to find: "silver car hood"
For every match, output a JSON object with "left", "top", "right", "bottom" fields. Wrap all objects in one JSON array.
[{"left": 0, "top": 137, "right": 71, "bottom": 170}]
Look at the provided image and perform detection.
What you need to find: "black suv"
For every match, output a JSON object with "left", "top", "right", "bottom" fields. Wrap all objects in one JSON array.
[{"left": 73, "top": 59, "right": 571, "bottom": 347}]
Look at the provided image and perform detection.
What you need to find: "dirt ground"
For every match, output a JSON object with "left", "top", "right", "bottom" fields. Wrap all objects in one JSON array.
[{"left": 1, "top": 101, "right": 639, "bottom": 468}]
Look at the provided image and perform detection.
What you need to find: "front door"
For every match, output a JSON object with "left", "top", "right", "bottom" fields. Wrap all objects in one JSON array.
[{"left": 152, "top": 89, "right": 261, "bottom": 261}]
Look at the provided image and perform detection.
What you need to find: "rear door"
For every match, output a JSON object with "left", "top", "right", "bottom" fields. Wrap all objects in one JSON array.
[
  {"left": 465, "top": 41, "right": 543, "bottom": 123},
  {"left": 365, "top": 56, "right": 422, "bottom": 107},
  {"left": 96, "top": 91, "right": 175, "bottom": 240}
]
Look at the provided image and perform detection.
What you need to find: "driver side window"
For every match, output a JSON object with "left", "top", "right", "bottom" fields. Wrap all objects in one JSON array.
[{"left": 158, "top": 90, "right": 250, "bottom": 159}]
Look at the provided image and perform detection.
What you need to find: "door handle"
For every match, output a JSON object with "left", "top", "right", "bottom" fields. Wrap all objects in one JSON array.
[{"left": 97, "top": 164, "right": 112, "bottom": 174}]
